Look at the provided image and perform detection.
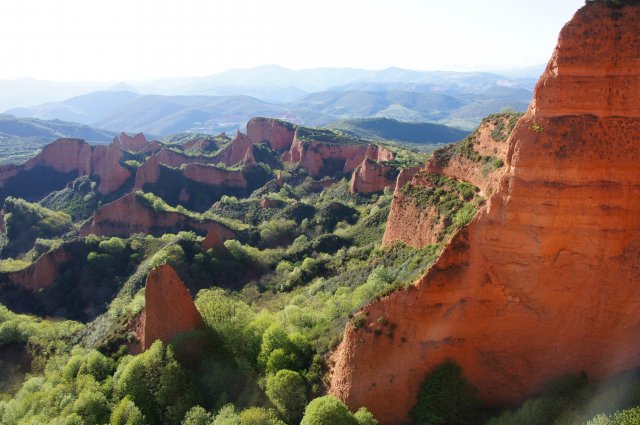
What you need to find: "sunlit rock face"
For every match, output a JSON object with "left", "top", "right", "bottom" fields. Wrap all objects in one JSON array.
[
  {"left": 246, "top": 117, "right": 296, "bottom": 151},
  {"left": 140, "top": 264, "right": 203, "bottom": 350},
  {"left": 79, "top": 192, "right": 236, "bottom": 239},
  {"left": 330, "top": 3, "right": 640, "bottom": 424}
]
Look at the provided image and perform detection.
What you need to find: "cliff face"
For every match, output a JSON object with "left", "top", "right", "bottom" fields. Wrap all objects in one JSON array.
[
  {"left": 330, "top": 4, "right": 640, "bottom": 424},
  {"left": 0, "top": 165, "right": 19, "bottom": 188},
  {"left": 284, "top": 136, "right": 394, "bottom": 177},
  {"left": 4, "top": 247, "right": 72, "bottom": 291},
  {"left": 246, "top": 117, "right": 296, "bottom": 150},
  {"left": 89, "top": 143, "right": 131, "bottom": 195},
  {"left": 24, "top": 138, "right": 92, "bottom": 175},
  {"left": 210, "top": 131, "right": 255, "bottom": 167},
  {"left": 79, "top": 193, "right": 236, "bottom": 239},
  {"left": 153, "top": 148, "right": 217, "bottom": 168},
  {"left": 133, "top": 154, "right": 161, "bottom": 190},
  {"left": 382, "top": 116, "right": 513, "bottom": 248},
  {"left": 349, "top": 158, "right": 396, "bottom": 194},
  {"left": 115, "top": 132, "right": 149, "bottom": 152},
  {"left": 182, "top": 164, "right": 247, "bottom": 188},
  {"left": 427, "top": 114, "right": 514, "bottom": 195},
  {"left": 140, "top": 264, "right": 203, "bottom": 350}
]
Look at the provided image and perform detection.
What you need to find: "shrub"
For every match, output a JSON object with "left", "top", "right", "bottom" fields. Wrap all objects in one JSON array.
[
  {"left": 182, "top": 405, "right": 214, "bottom": 425},
  {"left": 212, "top": 404, "right": 241, "bottom": 425},
  {"left": 265, "top": 369, "right": 308, "bottom": 423},
  {"left": 110, "top": 396, "right": 148, "bottom": 425},
  {"left": 300, "top": 396, "right": 358, "bottom": 425},
  {"left": 354, "top": 407, "right": 379, "bottom": 425},
  {"left": 410, "top": 360, "right": 480, "bottom": 425},
  {"left": 239, "top": 407, "right": 285, "bottom": 425}
]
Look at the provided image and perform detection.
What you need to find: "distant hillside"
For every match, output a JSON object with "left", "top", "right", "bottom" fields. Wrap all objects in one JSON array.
[
  {"left": 0, "top": 114, "right": 114, "bottom": 164},
  {"left": 6, "top": 84, "right": 532, "bottom": 136},
  {"left": 327, "top": 118, "right": 470, "bottom": 146},
  {"left": 6, "top": 91, "right": 140, "bottom": 124}
]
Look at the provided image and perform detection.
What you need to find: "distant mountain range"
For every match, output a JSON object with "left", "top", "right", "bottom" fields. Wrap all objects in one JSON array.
[
  {"left": 326, "top": 117, "right": 470, "bottom": 147},
  {"left": 0, "top": 114, "right": 114, "bottom": 165},
  {"left": 1, "top": 65, "right": 539, "bottom": 135}
]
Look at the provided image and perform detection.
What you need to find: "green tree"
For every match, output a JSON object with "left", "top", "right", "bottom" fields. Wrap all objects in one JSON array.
[
  {"left": 239, "top": 407, "right": 286, "bottom": 425},
  {"left": 110, "top": 396, "right": 147, "bottom": 425},
  {"left": 300, "top": 396, "right": 358, "bottom": 425},
  {"left": 410, "top": 360, "right": 480, "bottom": 425},
  {"left": 354, "top": 407, "right": 379, "bottom": 425},
  {"left": 265, "top": 369, "right": 308, "bottom": 423},
  {"left": 212, "top": 404, "right": 241, "bottom": 425},
  {"left": 182, "top": 405, "right": 214, "bottom": 425}
]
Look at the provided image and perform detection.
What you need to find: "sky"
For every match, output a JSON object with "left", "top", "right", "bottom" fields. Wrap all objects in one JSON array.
[{"left": 0, "top": 0, "right": 585, "bottom": 82}]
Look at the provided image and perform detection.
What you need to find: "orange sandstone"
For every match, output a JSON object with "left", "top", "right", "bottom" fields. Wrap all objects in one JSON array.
[
  {"left": 79, "top": 193, "right": 236, "bottom": 239},
  {"left": 246, "top": 117, "right": 296, "bottom": 150},
  {"left": 330, "top": 4, "right": 640, "bottom": 424},
  {"left": 141, "top": 264, "right": 203, "bottom": 350}
]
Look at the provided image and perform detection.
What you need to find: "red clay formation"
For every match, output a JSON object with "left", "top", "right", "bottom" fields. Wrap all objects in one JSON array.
[
  {"left": 246, "top": 117, "right": 296, "bottom": 150},
  {"left": 140, "top": 264, "right": 203, "bottom": 350},
  {"left": 0, "top": 165, "right": 20, "bottom": 188},
  {"left": 330, "top": 4, "right": 640, "bottom": 424},
  {"left": 212, "top": 131, "right": 254, "bottom": 166},
  {"left": 79, "top": 193, "right": 236, "bottom": 239},
  {"left": 5, "top": 246, "right": 72, "bottom": 291},
  {"left": 284, "top": 135, "right": 394, "bottom": 176},
  {"left": 89, "top": 142, "right": 131, "bottom": 195},
  {"left": 133, "top": 154, "right": 161, "bottom": 190},
  {"left": 115, "top": 132, "right": 149, "bottom": 152},
  {"left": 350, "top": 158, "right": 396, "bottom": 194},
  {"left": 24, "top": 138, "right": 92, "bottom": 175},
  {"left": 182, "top": 163, "right": 247, "bottom": 187},
  {"left": 382, "top": 117, "right": 511, "bottom": 248}
]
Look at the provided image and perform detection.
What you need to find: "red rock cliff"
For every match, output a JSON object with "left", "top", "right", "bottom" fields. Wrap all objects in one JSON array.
[
  {"left": 115, "top": 132, "right": 149, "bottom": 152},
  {"left": 284, "top": 134, "right": 392, "bottom": 177},
  {"left": 133, "top": 154, "right": 161, "bottom": 190},
  {"left": 24, "top": 138, "right": 92, "bottom": 175},
  {"left": 247, "top": 117, "right": 296, "bottom": 150},
  {"left": 182, "top": 163, "right": 247, "bottom": 188},
  {"left": 89, "top": 142, "right": 131, "bottom": 195},
  {"left": 141, "top": 264, "right": 203, "bottom": 350},
  {"left": 382, "top": 116, "right": 513, "bottom": 248},
  {"left": 330, "top": 4, "right": 640, "bottom": 424},
  {"left": 210, "top": 131, "right": 255, "bottom": 167},
  {"left": 79, "top": 192, "right": 236, "bottom": 239},
  {"left": 349, "top": 158, "right": 397, "bottom": 194},
  {"left": 3, "top": 246, "right": 72, "bottom": 291}
]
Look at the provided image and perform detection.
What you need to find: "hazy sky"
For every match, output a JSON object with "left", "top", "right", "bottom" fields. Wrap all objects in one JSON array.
[{"left": 0, "top": 0, "right": 585, "bottom": 82}]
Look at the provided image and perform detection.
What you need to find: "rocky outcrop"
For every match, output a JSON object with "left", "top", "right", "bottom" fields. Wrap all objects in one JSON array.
[
  {"left": 153, "top": 148, "right": 215, "bottom": 168},
  {"left": 284, "top": 134, "right": 394, "bottom": 177},
  {"left": 183, "top": 136, "right": 223, "bottom": 153},
  {"left": 24, "top": 138, "right": 92, "bottom": 175},
  {"left": 115, "top": 132, "right": 149, "bottom": 152},
  {"left": 140, "top": 264, "right": 203, "bottom": 350},
  {"left": 0, "top": 165, "right": 20, "bottom": 188},
  {"left": 210, "top": 131, "right": 255, "bottom": 167},
  {"left": 247, "top": 117, "right": 296, "bottom": 150},
  {"left": 382, "top": 116, "right": 513, "bottom": 248},
  {"left": 330, "top": 4, "right": 640, "bottom": 424},
  {"left": 4, "top": 246, "right": 72, "bottom": 291},
  {"left": 137, "top": 140, "right": 162, "bottom": 155},
  {"left": 350, "top": 158, "right": 397, "bottom": 194},
  {"left": 89, "top": 143, "right": 131, "bottom": 195},
  {"left": 201, "top": 228, "right": 232, "bottom": 254},
  {"left": 426, "top": 114, "right": 515, "bottom": 196},
  {"left": 133, "top": 155, "right": 161, "bottom": 190},
  {"left": 79, "top": 193, "right": 236, "bottom": 239},
  {"left": 182, "top": 164, "right": 247, "bottom": 188}
]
